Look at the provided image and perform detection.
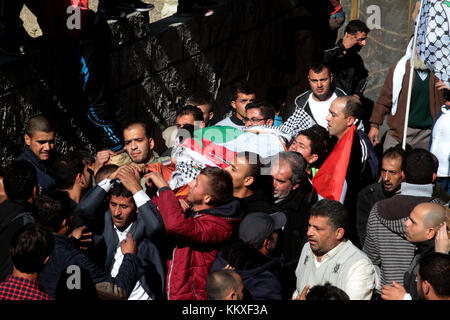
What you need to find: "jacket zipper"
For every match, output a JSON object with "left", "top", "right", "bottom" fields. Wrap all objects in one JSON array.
[{"left": 167, "top": 247, "right": 176, "bottom": 300}]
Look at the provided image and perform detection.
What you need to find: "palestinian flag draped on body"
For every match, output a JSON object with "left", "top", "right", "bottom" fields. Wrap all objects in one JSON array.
[
  {"left": 417, "top": 0, "right": 450, "bottom": 87},
  {"left": 311, "top": 125, "right": 356, "bottom": 203},
  {"left": 168, "top": 125, "right": 291, "bottom": 190}
]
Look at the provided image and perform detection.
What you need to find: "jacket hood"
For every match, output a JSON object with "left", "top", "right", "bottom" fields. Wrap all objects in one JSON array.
[
  {"left": 216, "top": 240, "right": 282, "bottom": 277},
  {"left": 377, "top": 186, "right": 434, "bottom": 235},
  {"left": 197, "top": 198, "right": 242, "bottom": 220}
]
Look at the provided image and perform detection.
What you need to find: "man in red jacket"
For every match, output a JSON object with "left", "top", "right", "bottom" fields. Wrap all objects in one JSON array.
[{"left": 146, "top": 167, "right": 242, "bottom": 300}]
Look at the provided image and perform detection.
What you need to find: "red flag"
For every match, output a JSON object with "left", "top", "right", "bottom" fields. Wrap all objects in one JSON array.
[{"left": 312, "top": 125, "right": 356, "bottom": 203}]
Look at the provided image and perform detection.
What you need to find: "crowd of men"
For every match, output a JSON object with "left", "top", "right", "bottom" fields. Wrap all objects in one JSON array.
[{"left": 0, "top": 2, "right": 449, "bottom": 302}]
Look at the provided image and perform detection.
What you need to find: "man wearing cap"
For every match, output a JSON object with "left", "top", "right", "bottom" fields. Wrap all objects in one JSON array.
[
  {"left": 210, "top": 212, "right": 286, "bottom": 300},
  {"left": 293, "top": 199, "right": 377, "bottom": 300}
]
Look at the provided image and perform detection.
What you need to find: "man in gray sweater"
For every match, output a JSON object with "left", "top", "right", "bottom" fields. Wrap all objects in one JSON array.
[{"left": 363, "top": 148, "right": 444, "bottom": 298}]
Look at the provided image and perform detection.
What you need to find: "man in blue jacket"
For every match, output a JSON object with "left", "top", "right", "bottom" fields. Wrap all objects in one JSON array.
[
  {"left": 16, "top": 114, "right": 57, "bottom": 194},
  {"left": 211, "top": 211, "right": 286, "bottom": 300}
]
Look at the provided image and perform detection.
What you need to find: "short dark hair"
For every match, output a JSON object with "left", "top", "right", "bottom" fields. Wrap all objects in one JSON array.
[
  {"left": 4, "top": 160, "right": 37, "bottom": 201},
  {"left": 404, "top": 149, "right": 435, "bottom": 184},
  {"left": 418, "top": 253, "right": 450, "bottom": 298},
  {"left": 265, "top": 86, "right": 287, "bottom": 113},
  {"left": 306, "top": 282, "right": 350, "bottom": 300},
  {"left": 52, "top": 152, "right": 85, "bottom": 190},
  {"left": 176, "top": 105, "right": 204, "bottom": 122},
  {"left": 344, "top": 19, "right": 370, "bottom": 35},
  {"left": 310, "top": 199, "right": 349, "bottom": 234},
  {"left": 383, "top": 146, "right": 406, "bottom": 170},
  {"left": 187, "top": 91, "right": 214, "bottom": 108},
  {"left": 200, "top": 167, "right": 233, "bottom": 207},
  {"left": 95, "top": 164, "right": 119, "bottom": 184},
  {"left": 341, "top": 96, "right": 363, "bottom": 119},
  {"left": 297, "top": 124, "right": 332, "bottom": 167},
  {"left": 236, "top": 151, "right": 263, "bottom": 180},
  {"left": 123, "top": 121, "right": 152, "bottom": 139},
  {"left": 207, "top": 269, "right": 241, "bottom": 300},
  {"left": 245, "top": 101, "right": 275, "bottom": 121},
  {"left": 430, "top": 152, "right": 439, "bottom": 174},
  {"left": 231, "top": 81, "right": 256, "bottom": 101},
  {"left": 78, "top": 149, "right": 95, "bottom": 167},
  {"left": 110, "top": 180, "right": 134, "bottom": 199},
  {"left": 9, "top": 223, "right": 55, "bottom": 274},
  {"left": 25, "top": 114, "right": 55, "bottom": 137},
  {"left": 274, "top": 151, "right": 306, "bottom": 185},
  {"left": 307, "top": 62, "right": 331, "bottom": 75},
  {"left": 35, "top": 190, "right": 73, "bottom": 232}
]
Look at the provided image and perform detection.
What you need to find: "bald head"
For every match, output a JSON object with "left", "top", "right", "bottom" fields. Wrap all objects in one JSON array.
[
  {"left": 420, "top": 203, "right": 447, "bottom": 229},
  {"left": 326, "top": 96, "right": 362, "bottom": 140},
  {"left": 206, "top": 269, "right": 243, "bottom": 300},
  {"left": 404, "top": 203, "right": 448, "bottom": 243}
]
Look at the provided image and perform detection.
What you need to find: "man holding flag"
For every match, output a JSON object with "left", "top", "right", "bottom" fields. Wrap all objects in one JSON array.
[
  {"left": 312, "top": 96, "right": 375, "bottom": 247},
  {"left": 368, "top": 0, "right": 446, "bottom": 151}
]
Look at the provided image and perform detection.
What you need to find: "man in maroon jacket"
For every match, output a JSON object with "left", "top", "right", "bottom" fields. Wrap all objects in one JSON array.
[{"left": 146, "top": 167, "right": 241, "bottom": 300}]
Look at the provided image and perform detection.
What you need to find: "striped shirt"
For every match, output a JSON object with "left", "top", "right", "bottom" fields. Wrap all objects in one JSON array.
[{"left": 363, "top": 184, "right": 442, "bottom": 293}]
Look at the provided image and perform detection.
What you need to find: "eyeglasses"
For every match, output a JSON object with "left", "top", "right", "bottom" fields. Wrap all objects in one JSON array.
[{"left": 243, "top": 117, "right": 267, "bottom": 124}]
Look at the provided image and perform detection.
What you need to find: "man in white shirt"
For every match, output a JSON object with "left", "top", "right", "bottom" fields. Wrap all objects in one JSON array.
[
  {"left": 281, "top": 63, "right": 346, "bottom": 135},
  {"left": 293, "top": 199, "right": 377, "bottom": 300},
  {"left": 80, "top": 165, "right": 165, "bottom": 300},
  {"left": 429, "top": 80, "right": 450, "bottom": 194}
]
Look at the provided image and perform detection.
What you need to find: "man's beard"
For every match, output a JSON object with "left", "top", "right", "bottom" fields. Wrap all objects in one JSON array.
[
  {"left": 414, "top": 53, "right": 428, "bottom": 71},
  {"left": 348, "top": 43, "right": 362, "bottom": 53},
  {"left": 313, "top": 90, "right": 332, "bottom": 101}
]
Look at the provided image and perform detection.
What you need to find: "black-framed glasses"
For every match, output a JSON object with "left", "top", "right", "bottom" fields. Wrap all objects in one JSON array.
[{"left": 243, "top": 117, "right": 267, "bottom": 123}]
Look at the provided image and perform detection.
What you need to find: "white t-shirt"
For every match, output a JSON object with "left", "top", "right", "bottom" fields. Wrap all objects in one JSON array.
[{"left": 308, "top": 92, "right": 337, "bottom": 129}]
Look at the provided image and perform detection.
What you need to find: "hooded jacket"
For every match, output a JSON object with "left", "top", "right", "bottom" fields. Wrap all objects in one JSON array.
[
  {"left": 153, "top": 187, "right": 241, "bottom": 300},
  {"left": 281, "top": 87, "right": 347, "bottom": 126},
  {"left": 363, "top": 182, "right": 443, "bottom": 292},
  {"left": 377, "top": 212, "right": 437, "bottom": 300},
  {"left": 211, "top": 240, "right": 282, "bottom": 300}
]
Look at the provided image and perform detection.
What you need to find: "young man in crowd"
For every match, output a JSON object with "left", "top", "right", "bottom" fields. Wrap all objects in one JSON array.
[
  {"left": 0, "top": 224, "right": 55, "bottom": 300},
  {"left": 215, "top": 81, "right": 256, "bottom": 129},
  {"left": 147, "top": 167, "right": 241, "bottom": 300},
  {"left": 16, "top": 114, "right": 57, "bottom": 194}
]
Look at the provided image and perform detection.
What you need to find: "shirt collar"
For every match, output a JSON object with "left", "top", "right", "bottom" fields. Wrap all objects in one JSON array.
[
  {"left": 230, "top": 112, "right": 245, "bottom": 126},
  {"left": 400, "top": 182, "right": 433, "bottom": 197},
  {"left": 312, "top": 240, "right": 347, "bottom": 262},
  {"left": 113, "top": 223, "right": 133, "bottom": 239},
  {"left": 7, "top": 275, "right": 41, "bottom": 289}
]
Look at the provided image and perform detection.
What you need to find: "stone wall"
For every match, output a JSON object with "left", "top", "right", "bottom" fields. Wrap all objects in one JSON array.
[{"left": 0, "top": 0, "right": 331, "bottom": 165}]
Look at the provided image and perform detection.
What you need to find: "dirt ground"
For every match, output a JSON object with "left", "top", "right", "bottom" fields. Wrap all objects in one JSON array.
[{"left": 19, "top": 0, "right": 178, "bottom": 38}]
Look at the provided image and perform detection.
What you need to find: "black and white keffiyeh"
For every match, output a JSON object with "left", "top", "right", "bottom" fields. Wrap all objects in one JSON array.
[
  {"left": 417, "top": 0, "right": 450, "bottom": 87},
  {"left": 279, "top": 106, "right": 316, "bottom": 137}
]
